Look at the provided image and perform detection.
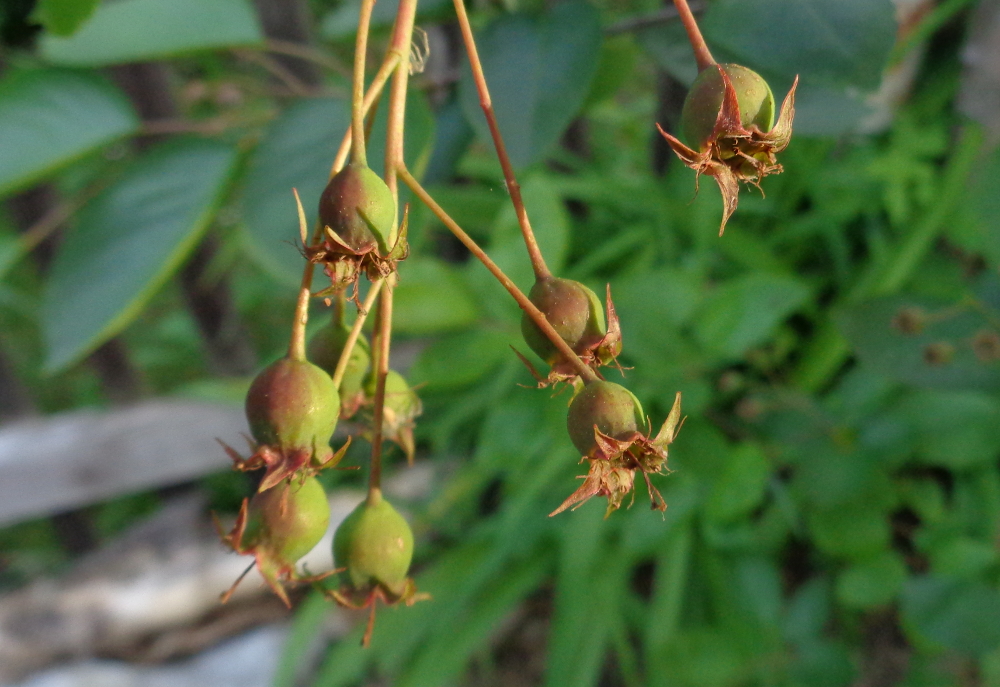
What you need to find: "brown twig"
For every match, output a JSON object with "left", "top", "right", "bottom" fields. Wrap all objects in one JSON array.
[
  {"left": 397, "top": 165, "right": 599, "bottom": 383},
  {"left": 671, "top": 0, "right": 715, "bottom": 71},
  {"left": 451, "top": 0, "right": 551, "bottom": 281}
]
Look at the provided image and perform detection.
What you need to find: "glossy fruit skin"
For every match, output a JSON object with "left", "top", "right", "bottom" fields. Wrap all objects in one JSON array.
[
  {"left": 245, "top": 357, "right": 340, "bottom": 455},
  {"left": 308, "top": 322, "right": 371, "bottom": 401},
  {"left": 318, "top": 162, "right": 395, "bottom": 253},
  {"left": 567, "top": 381, "right": 646, "bottom": 456},
  {"left": 680, "top": 64, "right": 775, "bottom": 150},
  {"left": 521, "top": 277, "right": 606, "bottom": 363},
  {"left": 243, "top": 476, "right": 331, "bottom": 564},
  {"left": 333, "top": 492, "right": 413, "bottom": 595}
]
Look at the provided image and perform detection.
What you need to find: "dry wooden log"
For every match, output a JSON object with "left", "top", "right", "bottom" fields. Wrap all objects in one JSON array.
[
  {"left": 0, "top": 401, "right": 246, "bottom": 526},
  {"left": 0, "top": 491, "right": 364, "bottom": 683}
]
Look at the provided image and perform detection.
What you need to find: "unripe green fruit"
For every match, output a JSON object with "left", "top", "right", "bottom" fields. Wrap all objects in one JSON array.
[
  {"left": 245, "top": 357, "right": 340, "bottom": 454},
  {"left": 308, "top": 322, "right": 371, "bottom": 401},
  {"left": 333, "top": 492, "right": 413, "bottom": 595},
  {"left": 318, "top": 162, "right": 395, "bottom": 253},
  {"left": 567, "top": 381, "right": 646, "bottom": 456},
  {"left": 680, "top": 64, "right": 775, "bottom": 150},
  {"left": 364, "top": 369, "right": 419, "bottom": 417},
  {"left": 243, "top": 477, "right": 330, "bottom": 564},
  {"left": 521, "top": 277, "right": 606, "bottom": 364}
]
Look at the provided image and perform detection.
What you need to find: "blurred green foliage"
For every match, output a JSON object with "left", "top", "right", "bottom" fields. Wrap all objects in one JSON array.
[{"left": 2, "top": 0, "right": 1000, "bottom": 685}]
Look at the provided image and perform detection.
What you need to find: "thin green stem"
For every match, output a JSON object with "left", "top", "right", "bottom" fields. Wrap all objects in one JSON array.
[
  {"left": 350, "top": 0, "right": 377, "bottom": 166},
  {"left": 364, "top": 0, "right": 416, "bottom": 497},
  {"left": 671, "top": 0, "right": 715, "bottom": 71},
  {"left": 367, "top": 282, "right": 396, "bottom": 496},
  {"left": 397, "top": 165, "right": 599, "bottom": 383},
  {"left": 288, "top": 189, "right": 315, "bottom": 362},
  {"left": 331, "top": 279, "right": 385, "bottom": 389},
  {"left": 452, "top": 0, "right": 551, "bottom": 281},
  {"left": 383, "top": 0, "right": 418, "bottom": 244},
  {"left": 330, "top": 52, "right": 403, "bottom": 178}
]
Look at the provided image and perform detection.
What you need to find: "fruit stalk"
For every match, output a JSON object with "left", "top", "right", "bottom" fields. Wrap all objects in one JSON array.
[
  {"left": 451, "top": 0, "right": 551, "bottom": 281},
  {"left": 397, "top": 165, "right": 599, "bottom": 383},
  {"left": 288, "top": 189, "right": 316, "bottom": 362},
  {"left": 367, "top": 281, "right": 396, "bottom": 494},
  {"left": 330, "top": 52, "right": 403, "bottom": 178},
  {"left": 350, "top": 0, "right": 378, "bottom": 166},
  {"left": 331, "top": 278, "right": 384, "bottom": 389},
  {"left": 672, "top": 0, "right": 715, "bottom": 71},
  {"left": 383, "top": 0, "right": 418, "bottom": 222}
]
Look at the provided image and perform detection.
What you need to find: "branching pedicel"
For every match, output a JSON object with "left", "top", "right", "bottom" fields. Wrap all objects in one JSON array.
[{"left": 218, "top": 0, "right": 797, "bottom": 647}]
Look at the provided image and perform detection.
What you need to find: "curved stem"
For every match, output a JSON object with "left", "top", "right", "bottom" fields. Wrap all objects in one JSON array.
[
  {"left": 382, "top": 0, "right": 418, "bottom": 246},
  {"left": 367, "top": 282, "right": 395, "bottom": 495},
  {"left": 672, "top": 0, "right": 715, "bottom": 71},
  {"left": 330, "top": 52, "right": 403, "bottom": 178},
  {"left": 452, "top": 0, "right": 551, "bottom": 281},
  {"left": 350, "top": 0, "right": 377, "bottom": 166},
  {"left": 331, "top": 279, "right": 385, "bottom": 389},
  {"left": 398, "top": 165, "right": 598, "bottom": 383}
]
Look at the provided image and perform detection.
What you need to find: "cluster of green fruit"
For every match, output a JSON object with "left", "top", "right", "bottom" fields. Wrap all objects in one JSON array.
[
  {"left": 218, "top": 161, "right": 422, "bottom": 637},
  {"left": 214, "top": 0, "right": 796, "bottom": 643}
]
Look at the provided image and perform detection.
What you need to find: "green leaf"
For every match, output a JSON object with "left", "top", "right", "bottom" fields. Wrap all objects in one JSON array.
[
  {"left": 409, "top": 329, "right": 514, "bottom": 390},
  {"left": 835, "top": 551, "right": 906, "bottom": 609},
  {"left": 39, "top": 0, "right": 263, "bottom": 66},
  {"left": 489, "top": 172, "right": 570, "bottom": 287},
  {"left": 837, "top": 295, "right": 1000, "bottom": 390},
  {"left": 0, "top": 69, "right": 138, "bottom": 197},
  {"left": 694, "top": 273, "right": 809, "bottom": 358},
  {"left": 898, "top": 390, "right": 1000, "bottom": 470},
  {"left": 704, "top": 444, "right": 771, "bottom": 523},
  {"left": 808, "top": 502, "right": 890, "bottom": 560},
  {"left": 272, "top": 592, "right": 331, "bottom": 687},
  {"left": 393, "top": 258, "right": 478, "bottom": 334},
  {"left": 902, "top": 576, "right": 1000, "bottom": 655},
  {"left": 42, "top": 138, "right": 238, "bottom": 371},
  {"left": 241, "top": 98, "right": 351, "bottom": 285},
  {"left": 458, "top": 1, "right": 602, "bottom": 170},
  {"left": 927, "top": 537, "right": 999, "bottom": 580},
  {"left": 32, "top": 0, "right": 100, "bottom": 36},
  {"left": 395, "top": 553, "right": 549, "bottom": 687},
  {"left": 702, "top": 0, "right": 897, "bottom": 90}
]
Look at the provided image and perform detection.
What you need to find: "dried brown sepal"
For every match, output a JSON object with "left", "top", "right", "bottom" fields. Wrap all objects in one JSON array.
[
  {"left": 551, "top": 392, "right": 683, "bottom": 517},
  {"left": 218, "top": 435, "right": 353, "bottom": 492},
  {"left": 326, "top": 578, "right": 429, "bottom": 647},
  {"left": 657, "top": 69, "right": 798, "bottom": 236},
  {"left": 520, "top": 284, "right": 624, "bottom": 388},
  {"left": 512, "top": 345, "right": 587, "bottom": 391},
  {"left": 308, "top": 204, "right": 410, "bottom": 305},
  {"left": 215, "top": 480, "right": 338, "bottom": 607}
]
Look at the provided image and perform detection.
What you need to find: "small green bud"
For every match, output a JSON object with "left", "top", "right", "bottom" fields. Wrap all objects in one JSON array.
[
  {"left": 566, "top": 381, "right": 645, "bottom": 457},
  {"left": 309, "top": 321, "right": 371, "bottom": 405},
  {"left": 245, "top": 357, "right": 340, "bottom": 459},
  {"left": 680, "top": 63, "right": 775, "bottom": 150},
  {"left": 521, "top": 277, "right": 607, "bottom": 364},
  {"left": 333, "top": 492, "right": 414, "bottom": 596},
  {"left": 318, "top": 162, "right": 395, "bottom": 254},
  {"left": 243, "top": 476, "right": 331, "bottom": 564}
]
